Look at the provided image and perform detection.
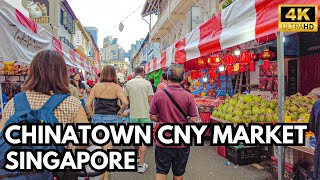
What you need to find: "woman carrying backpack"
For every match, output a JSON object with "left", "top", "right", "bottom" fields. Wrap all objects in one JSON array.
[{"left": 0, "top": 50, "right": 89, "bottom": 179}]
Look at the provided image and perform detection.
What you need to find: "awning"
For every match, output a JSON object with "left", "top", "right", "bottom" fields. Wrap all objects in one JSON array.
[
  {"left": 144, "top": 0, "right": 320, "bottom": 74},
  {"left": 0, "top": 1, "right": 97, "bottom": 75},
  {"left": 141, "top": 0, "right": 160, "bottom": 17}
]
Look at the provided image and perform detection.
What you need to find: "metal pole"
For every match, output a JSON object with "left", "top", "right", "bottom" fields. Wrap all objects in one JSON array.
[
  {"left": 0, "top": 83, "right": 4, "bottom": 115},
  {"left": 276, "top": 32, "right": 285, "bottom": 180}
]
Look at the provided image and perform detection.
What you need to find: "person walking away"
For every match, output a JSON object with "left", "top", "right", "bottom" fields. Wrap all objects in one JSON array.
[
  {"left": 70, "top": 79, "right": 80, "bottom": 99},
  {"left": 125, "top": 66, "right": 154, "bottom": 173},
  {"left": 86, "top": 65, "right": 128, "bottom": 180},
  {"left": 309, "top": 96, "right": 320, "bottom": 180},
  {"left": 86, "top": 65, "right": 129, "bottom": 143},
  {"left": 0, "top": 50, "right": 89, "bottom": 179},
  {"left": 150, "top": 64, "right": 198, "bottom": 180},
  {"left": 73, "top": 73, "right": 86, "bottom": 109},
  {"left": 149, "top": 78, "right": 157, "bottom": 93},
  {"left": 157, "top": 71, "right": 168, "bottom": 92}
]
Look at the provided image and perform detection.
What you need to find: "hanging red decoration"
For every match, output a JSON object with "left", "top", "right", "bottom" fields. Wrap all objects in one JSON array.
[
  {"left": 239, "top": 64, "right": 246, "bottom": 72},
  {"left": 197, "top": 58, "right": 206, "bottom": 68},
  {"left": 224, "top": 54, "right": 237, "bottom": 65},
  {"left": 260, "top": 49, "right": 275, "bottom": 60},
  {"left": 226, "top": 65, "right": 234, "bottom": 74},
  {"left": 207, "top": 55, "right": 221, "bottom": 67},
  {"left": 238, "top": 50, "right": 251, "bottom": 64},
  {"left": 251, "top": 52, "right": 259, "bottom": 61},
  {"left": 209, "top": 69, "right": 216, "bottom": 79},
  {"left": 262, "top": 60, "right": 271, "bottom": 70},
  {"left": 249, "top": 61, "right": 256, "bottom": 72}
]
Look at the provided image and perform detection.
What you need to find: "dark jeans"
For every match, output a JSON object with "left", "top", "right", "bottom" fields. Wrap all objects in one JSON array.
[{"left": 155, "top": 145, "right": 190, "bottom": 176}]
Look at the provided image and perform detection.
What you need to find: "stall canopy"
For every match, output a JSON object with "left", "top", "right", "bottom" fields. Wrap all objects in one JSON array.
[
  {"left": 144, "top": 0, "right": 320, "bottom": 74},
  {"left": 0, "top": 1, "right": 98, "bottom": 75}
]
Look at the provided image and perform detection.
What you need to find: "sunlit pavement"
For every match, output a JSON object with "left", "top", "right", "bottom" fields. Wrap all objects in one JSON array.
[{"left": 111, "top": 141, "right": 272, "bottom": 180}]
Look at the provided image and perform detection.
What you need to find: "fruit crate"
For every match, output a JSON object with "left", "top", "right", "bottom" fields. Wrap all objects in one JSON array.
[
  {"left": 273, "top": 146, "right": 304, "bottom": 164},
  {"left": 227, "top": 146, "right": 261, "bottom": 165},
  {"left": 271, "top": 156, "right": 295, "bottom": 173},
  {"left": 216, "top": 146, "right": 227, "bottom": 158}
]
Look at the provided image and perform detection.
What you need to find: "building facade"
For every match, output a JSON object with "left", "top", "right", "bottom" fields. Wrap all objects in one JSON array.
[
  {"left": 100, "top": 36, "right": 129, "bottom": 77},
  {"left": 128, "top": 34, "right": 161, "bottom": 70},
  {"left": 21, "top": 0, "right": 100, "bottom": 70},
  {"left": 141, "top": 0, "right": 221, "bottom": 52},
  {"left": 85, "top": 27, "right": 98, "bottom": 45}
]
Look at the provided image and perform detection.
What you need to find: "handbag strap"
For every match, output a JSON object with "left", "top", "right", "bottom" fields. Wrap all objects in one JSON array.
[{"left": 163, "top": 89, "right": 188, "bottom": 119}]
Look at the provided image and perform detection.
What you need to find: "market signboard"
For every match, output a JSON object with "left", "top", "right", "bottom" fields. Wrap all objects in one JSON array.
[{"left": 75, "top": 31, "right": 82, "bottom": 46}]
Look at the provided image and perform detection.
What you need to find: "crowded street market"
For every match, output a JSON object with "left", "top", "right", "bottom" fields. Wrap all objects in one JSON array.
[{"left": 0, "top": 0, "right": 319, "bottom": 179}]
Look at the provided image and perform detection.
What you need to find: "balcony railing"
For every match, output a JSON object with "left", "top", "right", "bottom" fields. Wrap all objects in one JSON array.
[
  {"left": 150, "top": 0, "right": 197, "bottom": 42},
  {"left": 31, "top": 16, "right": 49, "bottom": 24}
]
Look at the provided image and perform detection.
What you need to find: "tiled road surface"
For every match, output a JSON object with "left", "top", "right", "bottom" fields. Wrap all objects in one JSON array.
[{"left": 110, "top": 142, "right": 272, "bottom": 180}]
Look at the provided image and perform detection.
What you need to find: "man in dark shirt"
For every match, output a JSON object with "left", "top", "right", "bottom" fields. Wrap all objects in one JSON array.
[
  {"left": 309, "top": 99, "right": 320, "bottom": 180},
  {"left": 150, "top": 64, "right": 198, "bottom": 180}
]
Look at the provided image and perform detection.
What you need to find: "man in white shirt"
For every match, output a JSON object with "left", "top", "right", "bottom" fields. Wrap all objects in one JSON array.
[{"left": 125, "top": 66, "right": 154, "bottom": 173}]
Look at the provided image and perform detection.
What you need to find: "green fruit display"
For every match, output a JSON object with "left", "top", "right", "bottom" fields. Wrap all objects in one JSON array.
[
  {"left": 253, "top": 96, "right": 261, "bottom": 103},
  {"left": 211, "top": 93, "right": 317, "bottom": 124},
  {"left": 269, "top": 100, "right": 277, "bottom": 110},
  {"left": 291, "top": 113, "right": 299, "bottom": 120},
  {"left": 289, "top": 105, "right": 298, "bottom": 113},
  {"left": 230, "top": 98, "right": 238, "bottom": 106},
  {"left": 297, "top": 107, "right": 307, "bottom": 114}
]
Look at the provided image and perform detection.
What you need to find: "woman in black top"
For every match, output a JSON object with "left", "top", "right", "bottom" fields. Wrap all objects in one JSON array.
[{"left": 86, "top": 65, "right": 128, "bottom": 124}]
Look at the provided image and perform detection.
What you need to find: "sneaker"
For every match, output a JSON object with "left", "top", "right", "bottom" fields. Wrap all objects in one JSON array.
[
  {"left": 138, "top": 163, "right": 148, "bottom": 173},
  {"left": 137, "top": 157, "right": 140, "bottom": 163}
]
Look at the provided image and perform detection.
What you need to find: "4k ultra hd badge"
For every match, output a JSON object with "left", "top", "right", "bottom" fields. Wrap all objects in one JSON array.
[{"left": 279, "top": 5, "right": 318, "bottom": 32}]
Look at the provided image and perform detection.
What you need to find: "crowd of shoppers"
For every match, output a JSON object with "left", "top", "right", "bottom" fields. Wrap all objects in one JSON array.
[{"left": 0, "top": 50, "right": 198, "bottom": 179}]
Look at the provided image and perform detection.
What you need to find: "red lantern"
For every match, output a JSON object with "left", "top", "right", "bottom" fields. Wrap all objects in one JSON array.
[
  {"left": 249, "top": 61, "right": 256, "bottom": 72},
  {"left": 251, "top": 52, "right": 259, "bottom": 61},
  {"left": 207, "top": 55, "right": 221, "bottom": 67},
  {"left": 224, "top": 54, "right": 236, "bottom": 65},
  {"left": 239, "top": 64, "right": 246, "bottom": 72},
  {"left": 260, "top": 49, "right": 275, "bottom": 60},
  {"left": 238, "top": 50, "right": 251, "bottom": 64},
  {"left": 209, "top": 69, "right": 216, "bottom": 79},
  {"left": 262, "top": 60, "right": 271, "bottom": 70},
  {"left": 226, "top": 65, "right": 234, "bottom": 74}
]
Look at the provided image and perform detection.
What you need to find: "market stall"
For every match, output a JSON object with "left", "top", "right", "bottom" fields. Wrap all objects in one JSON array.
[{"left": 143, "top": 0, "right": 320, "bottom": 178}]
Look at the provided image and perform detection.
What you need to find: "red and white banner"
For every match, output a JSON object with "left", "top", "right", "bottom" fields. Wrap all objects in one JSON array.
[
  {"left": 145, "top": 0, "right": 320, "bottom": 74},
  {"left": 0, "top": 1, "right": 96, "bottom": 74}
]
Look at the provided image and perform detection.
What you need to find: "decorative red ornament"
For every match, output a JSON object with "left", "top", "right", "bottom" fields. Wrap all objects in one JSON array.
[
  {"left": 249, "top": 61, "right": 256, "bottom": 72},
  {"left": 262, "top": 60, "right": 271, "bottom": 70},
  {"left": 226, "top": 65, "right": 234, "bottom": 74},
  {"left": 238, "top": 50, "right": 251, "bottom": 64},
  {"left": 207, "top": 55, "right": 221, "bottom": 67},
  {"left": 224, "top": 54, "right": 237, "bottom": 65},
  {"left": 197, "top": 58, "right": 206, "bottom": 67},
  {"left": 239, "top": 64, "right": 246, "bottom": 72},
  {"left": 190, "top": 71, "right": 198, "bottom": 80},
  {"left": 209, "top": 69, "right": 216, "bottom": 79},
  {"left": 251, "top": 52, "right": 259, "bottom": 61},
  {"left": 260, "top": 49, "right": 275, "bottom": 60}
]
